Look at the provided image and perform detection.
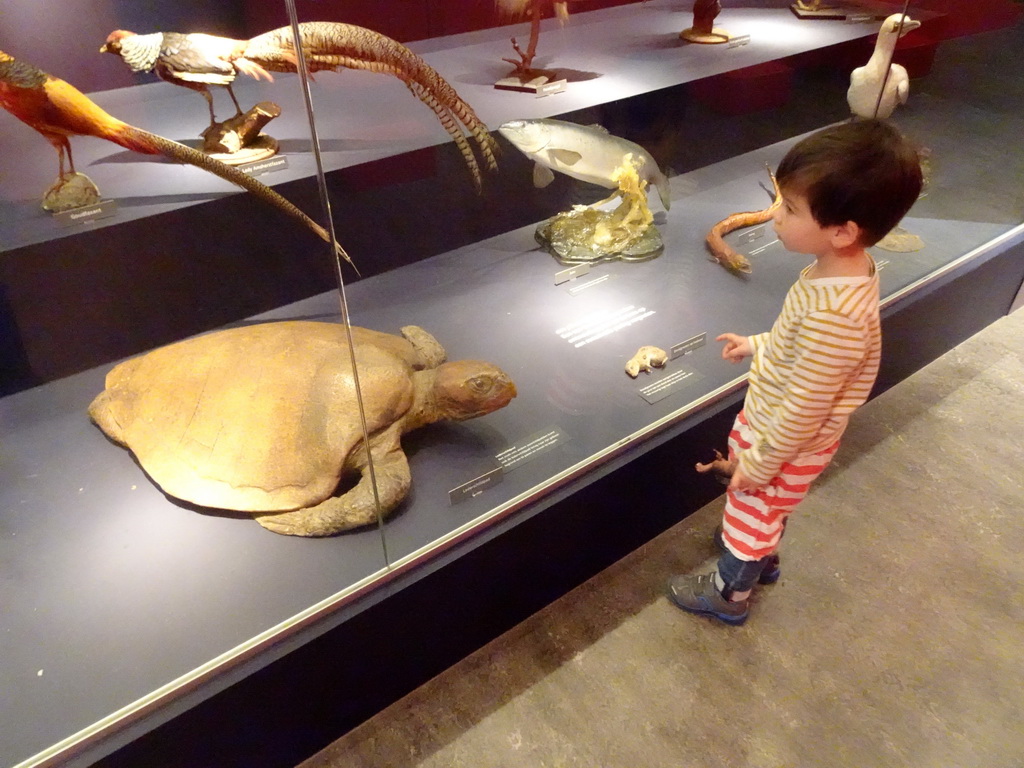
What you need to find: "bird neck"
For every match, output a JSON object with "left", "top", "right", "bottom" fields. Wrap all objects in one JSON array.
[
  {"left": 120, "top": 33, "right": 164, "bottom": 72},
  {"left": 870, "top": 34, "right": 900, "bottom": 65},
  {"left": 0, "top": 54, "right": 48, "bottom": 90}
]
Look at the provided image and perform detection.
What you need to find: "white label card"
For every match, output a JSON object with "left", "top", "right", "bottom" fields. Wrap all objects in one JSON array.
[
  {"left": 240, "top": 155, "right": 289, "bottom": 177},
  {"left": 449, "top": 467, "right": 504, "bottom": 506},
  {"left": 555, "top": 263, "right": 591, "bottom": 285},
  {"left": 671, "top": 332, "right": 707, "bottom": 359},
  {"left": 536, "top": 79, "right": 568, "bottom": 97},
  {"left": 53, "top": 200, "right": 118, "bottom": 227},
  {"left": 639, "top": 369, "right": 699, "bottom": 404}
]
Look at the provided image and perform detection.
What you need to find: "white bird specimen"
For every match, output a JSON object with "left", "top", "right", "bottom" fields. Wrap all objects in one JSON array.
[{"left": 847, "top": 14, "right": 922, "bottom": 119}]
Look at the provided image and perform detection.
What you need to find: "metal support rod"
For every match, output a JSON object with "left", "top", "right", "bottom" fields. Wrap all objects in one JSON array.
[{"left": 284, "top": 2, "right": 390, "bottom": 564}]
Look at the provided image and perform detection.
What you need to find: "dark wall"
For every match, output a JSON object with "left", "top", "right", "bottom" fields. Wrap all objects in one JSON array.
[
  {"left": 0, "top": 0, "right": 643, "bottom": 94},
  {"left": 2, "top": 0, "right": 1020, "bottom": 96},
  {"left": 241, "top": 0, "right": 641, "bottom": 42},
  {"left": 0, "top": 0, "right": 246, "bottom": 93}
]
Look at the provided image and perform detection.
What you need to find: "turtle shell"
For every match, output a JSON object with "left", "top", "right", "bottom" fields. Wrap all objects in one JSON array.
[{"left": 89, "top": 321, "right": 438, "bottom": 512}]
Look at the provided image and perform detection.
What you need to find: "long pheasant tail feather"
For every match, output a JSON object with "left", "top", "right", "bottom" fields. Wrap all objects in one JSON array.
[
  {"left": 406, "top": 84, "right": 484, "bottom": 192},
  {"left": 116, "top": 124, "right": 356, "bottom": 271},
  {"left": 245, "top": 22, "right": 498, "bottom": 191}
]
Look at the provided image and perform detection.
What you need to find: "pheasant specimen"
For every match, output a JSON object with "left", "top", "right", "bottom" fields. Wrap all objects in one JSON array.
[
  {"left": 101, "top": 31, "right": 273, "bottom": 129},
  {"left": 0, "top": 49, "right": 353, "bottom": 268},
  {"left": 102, "top": 22, "right": 498, "bottom": 191}
]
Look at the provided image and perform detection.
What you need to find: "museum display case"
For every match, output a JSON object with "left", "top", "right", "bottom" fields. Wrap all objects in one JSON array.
[{"left": 2, "top": 1, "right": 1023, "bottom": 766}]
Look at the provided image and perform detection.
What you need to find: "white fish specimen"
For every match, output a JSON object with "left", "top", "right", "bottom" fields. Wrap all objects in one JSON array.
[
  {"left": 498, "top": 118, "right": 671, "bottom": 210},
  {"left": 847, "top": 14, "right": 921, "bottom": 119}
]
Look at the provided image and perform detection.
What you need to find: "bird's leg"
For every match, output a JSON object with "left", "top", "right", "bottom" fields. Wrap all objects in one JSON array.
[
  {"left": 64, "top": 140, "right": 76, "bottom": 176},
  {"left": 48, "top": 135, "right": 75, "bottom": 180},
  {"left": 225, "top": 84, "right": 245, "bottom": 117},
  {"left": 200, "top": 87, "right": 218, "bottom": 130}
]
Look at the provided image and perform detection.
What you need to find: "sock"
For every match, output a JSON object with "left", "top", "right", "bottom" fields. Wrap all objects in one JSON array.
[{"left": 714, "top": 571, "right": 750, "bottom": 602}]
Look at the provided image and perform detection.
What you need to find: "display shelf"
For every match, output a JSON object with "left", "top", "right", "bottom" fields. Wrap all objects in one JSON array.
[
  {"left": 0, "top": 1, "right": 885, "bottom": 254},
  {"left": 1, "top": 1, "right": 897, "bottom": 391},
  {"left": 4, "top": 94, "right": 1024, "bottom": 765}
]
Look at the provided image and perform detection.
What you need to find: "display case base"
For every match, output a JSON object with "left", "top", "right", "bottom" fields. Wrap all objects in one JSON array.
[{"left": 89, "top": 234, "right": 1024, "bottom": 768}]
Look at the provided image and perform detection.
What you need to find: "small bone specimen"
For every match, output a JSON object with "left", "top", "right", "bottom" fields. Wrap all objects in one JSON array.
[{"left": 625, "top": 346, "right": 668, "bottom": 378}]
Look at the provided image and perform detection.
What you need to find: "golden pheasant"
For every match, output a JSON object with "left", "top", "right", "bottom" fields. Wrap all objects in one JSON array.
[
  {"left": 0, "top": 48, "right": 352, "bottom": 268},
  {"left": 102, "top": 22, "right": 498, "bottom": 191}
]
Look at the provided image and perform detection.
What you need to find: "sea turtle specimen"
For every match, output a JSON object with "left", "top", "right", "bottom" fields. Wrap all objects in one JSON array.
[{"left": 88, "top": 321, "right": 517, "bottom": 536}]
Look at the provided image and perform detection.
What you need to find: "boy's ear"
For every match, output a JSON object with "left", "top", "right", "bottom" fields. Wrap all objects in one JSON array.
[{"left": 830, "top": 220, "right": 863, "bottom": 249}]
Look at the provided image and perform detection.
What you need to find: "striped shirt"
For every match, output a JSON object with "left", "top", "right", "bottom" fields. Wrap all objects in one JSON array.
[{"left": 739, "top": 258, "right": 881, "bottom": 485}]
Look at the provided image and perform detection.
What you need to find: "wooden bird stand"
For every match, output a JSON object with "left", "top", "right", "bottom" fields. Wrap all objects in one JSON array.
[
  {"left": 681, "top": 0, "right": 730, "bottom": 44},
  {"left": 202, "top": 101, "right": 282, "bottom": 164}
]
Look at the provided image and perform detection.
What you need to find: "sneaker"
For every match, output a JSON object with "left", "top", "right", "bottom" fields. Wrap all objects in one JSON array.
[
  {"left": 666, "top": 571, "right": 749, "bottom": 625},
  {"left": 714, "top": 525, "right": 780, "bottom": 585}
]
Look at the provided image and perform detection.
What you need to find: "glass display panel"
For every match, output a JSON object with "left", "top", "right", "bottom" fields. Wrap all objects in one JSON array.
[
  {"left": 1, "top": 3, "right": 387, "bottom": 767},
  {"left": 2, "top": 1, "right": 1022, "bottom": 766}
]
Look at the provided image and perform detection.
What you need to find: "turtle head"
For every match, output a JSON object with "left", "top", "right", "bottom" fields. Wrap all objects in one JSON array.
[{"left": 429, "top": 360, "right": 517, "bottom": 423}]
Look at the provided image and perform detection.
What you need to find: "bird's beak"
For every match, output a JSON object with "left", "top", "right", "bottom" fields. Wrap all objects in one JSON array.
[
  {"left": 895, "top": 18, "right": 921, "bottom": 37},
  {"left": 100, "top": 44, "right": 109, "bottom": 53}
]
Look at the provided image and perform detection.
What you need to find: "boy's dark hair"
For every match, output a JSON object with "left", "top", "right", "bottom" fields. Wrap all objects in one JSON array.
[{"left": 776, "top": 119, "right": 923, "bottom": 247}]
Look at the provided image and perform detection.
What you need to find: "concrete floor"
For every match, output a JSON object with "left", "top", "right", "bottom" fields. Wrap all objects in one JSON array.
[{"left": 299, "top": 307, "right": 1024, "bottom": 767}]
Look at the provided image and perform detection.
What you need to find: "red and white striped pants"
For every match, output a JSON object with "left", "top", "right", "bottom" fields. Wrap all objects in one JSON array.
[{"left": 721, "top": 411, "right": 839, "bottom": 562}]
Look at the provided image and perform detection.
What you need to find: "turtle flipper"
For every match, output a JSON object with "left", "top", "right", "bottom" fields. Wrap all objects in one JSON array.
[
  {"left": 87, "top": 356, "right": 144, "bottom": 446},
  {"left": 87, "top": 390, "right": 129, "bottom": 446},
  {"left": 254, "top": 449, "right": 411, "bottom": 536},
  {"left": 400, "top": 325, "right": 447, "bottom": 369}
]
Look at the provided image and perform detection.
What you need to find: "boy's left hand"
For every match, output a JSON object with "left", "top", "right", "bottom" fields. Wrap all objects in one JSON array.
[{"left": 729, "top": 465, "right": 761, "bottom": 493}]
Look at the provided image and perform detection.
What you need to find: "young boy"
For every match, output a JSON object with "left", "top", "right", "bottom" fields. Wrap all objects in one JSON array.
[{"left": 668, "top": 119, "right": 923, "bottom": 625}]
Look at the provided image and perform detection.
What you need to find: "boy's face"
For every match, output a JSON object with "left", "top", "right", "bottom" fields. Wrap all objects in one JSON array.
[{"left": 772, "top": 187, "right": 833, "bottom": 257}]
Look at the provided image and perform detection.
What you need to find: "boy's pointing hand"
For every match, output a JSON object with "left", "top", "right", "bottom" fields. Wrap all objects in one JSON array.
[{"left": 717, "top": 333, "right": 752, "bottom": 363}]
